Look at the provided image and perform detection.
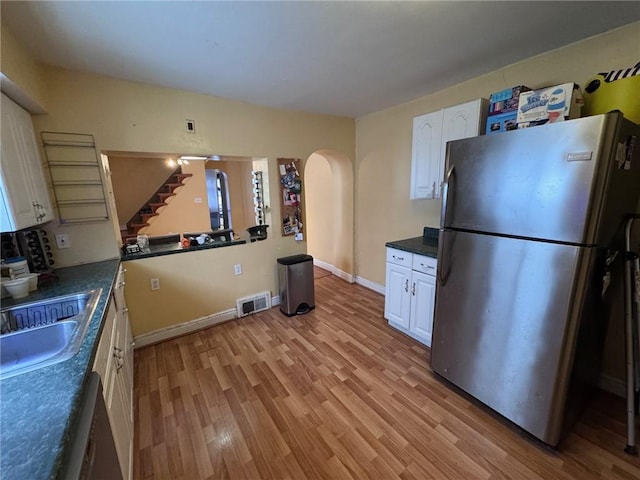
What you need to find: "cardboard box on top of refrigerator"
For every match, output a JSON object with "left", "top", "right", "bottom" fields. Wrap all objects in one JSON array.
[
  {"left": 487, "top": 85, "right": 531, "bottom": 116},
  {"left": 516, "top": 83, "right": 583, "bottom": 128},
  {"left": 486, "top": 111, "right": 518, "bottom": 135}
]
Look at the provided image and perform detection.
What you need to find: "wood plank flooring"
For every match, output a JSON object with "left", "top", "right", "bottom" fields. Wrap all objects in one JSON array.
[{"left": 134, "top": 273, "right": 640, "bottom": 479}]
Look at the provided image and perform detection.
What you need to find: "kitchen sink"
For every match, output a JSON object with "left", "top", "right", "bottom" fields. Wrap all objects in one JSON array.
[{"left": 0, "top": 289, "right": 102, "bottom": 379}]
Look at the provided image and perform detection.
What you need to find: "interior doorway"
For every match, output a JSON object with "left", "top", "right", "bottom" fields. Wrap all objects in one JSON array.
[{"left": 304, "top": 150, "right": 354, "bottom": 282}]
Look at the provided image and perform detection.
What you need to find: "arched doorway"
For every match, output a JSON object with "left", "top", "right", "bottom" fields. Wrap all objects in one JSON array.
[{"left": 304, "top": 150, "right": 354, "bottom": 282}]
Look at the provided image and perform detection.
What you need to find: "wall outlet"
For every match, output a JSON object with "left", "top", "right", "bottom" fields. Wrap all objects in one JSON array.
[
  {"left": 55, "top": 233, "right": 70, "bottom": 249},
  {"left": 194, "top": 197, "right": 203, "bottom": 204},
  {"left": 150, "top": 278, "right": 160, "bottom": 290},
  {"left": 234, "top": 264, "right": 242, "bottom": 275}
]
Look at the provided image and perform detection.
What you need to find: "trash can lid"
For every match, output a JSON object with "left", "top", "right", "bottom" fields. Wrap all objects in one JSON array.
[{"left": 277, "top": 254, "right": 313, "bottom": 265}]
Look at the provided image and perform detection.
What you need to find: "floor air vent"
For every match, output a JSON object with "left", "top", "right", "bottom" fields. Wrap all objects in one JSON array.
[{"left": 236, "top": 291, "right": 272, "bottom": 317}]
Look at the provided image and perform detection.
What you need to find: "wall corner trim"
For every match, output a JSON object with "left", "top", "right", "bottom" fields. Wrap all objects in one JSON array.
[
  {"left": 355, "top": 276, "right": 385, "bottom": 295},
  {"left": 313, "top": 258, "right": 354, "bottom": 283}
]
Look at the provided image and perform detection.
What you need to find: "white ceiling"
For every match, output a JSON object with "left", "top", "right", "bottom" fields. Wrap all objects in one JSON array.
[{"left": 2, "top": 1, "right": 639, "bottom": 118}]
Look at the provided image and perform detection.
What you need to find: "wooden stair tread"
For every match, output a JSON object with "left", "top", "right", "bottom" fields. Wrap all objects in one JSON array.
[
  {"left": 173, "top": 173, "right": 192, "bottom": 181},
  {"left": 124, "top": 167, "right": 190, "bottom": 243}
]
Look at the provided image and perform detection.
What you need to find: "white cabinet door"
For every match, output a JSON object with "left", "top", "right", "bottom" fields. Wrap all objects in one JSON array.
[
  {"left": 96, "top": 286, "right": 133, "bottom": 480},
  {"left": 384, "top": 262, "right": 411, "bottom": 329},
  {"left": 113, "top": 267, "right": 133, "bottom": 480},
  {"left": 410, "top": 99, "right": 487, "bottom": 201},
  {"left": 441, "top": 98, "right": 487, "bottom": 144},
  {"left": 93, "top": 300, "right": 117, "bottom": 386},
  {"left": 440, "top": 99, "right": 488, "bottom": 188},
  {"left": 410, "top": 270, "right": 436, "bottom": 347},
  {"left": 0, "top": 93, "right": 53, "bottom": 232},
  {"left": 410, "top": 110, "right": 443, "bottom": 200},
  {"left": 114, "top": 321, "right": 133, "bottom": 480},
  {"left": 1, "top": 94, "right": 39, "bottom": 231}
]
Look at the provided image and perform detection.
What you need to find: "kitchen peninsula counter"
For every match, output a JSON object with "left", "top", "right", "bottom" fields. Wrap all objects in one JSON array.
[
  {"left": 0, "top": 258, "right": 120, "bottom": 480},
  {"left": 121, "top": 238, "right": 247, "bottom": 261}
]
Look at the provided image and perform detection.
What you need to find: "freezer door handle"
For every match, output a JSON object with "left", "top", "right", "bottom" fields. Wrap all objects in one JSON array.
[{"left": 440, "top": 165, "right": 455, "bottom": 228}]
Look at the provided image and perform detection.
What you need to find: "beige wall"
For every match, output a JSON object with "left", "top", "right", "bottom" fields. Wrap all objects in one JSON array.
[
  {"left": 10, "top": 66, "right": 354, "bottom": 268},
  {"left": 124, "top": 239, "right": 280, "bottom": 336},
  {"left": 306, "top": 153, "right": 335, "bottom": 265},
  {"left": 355, "top": 22, "right": 640, "bottom": 286},
  {"left": 1, "top": 24, "right": 355, "bottom": 336},
  {"left": 0, "top": 25, "right": 49, "bottom": 112}
]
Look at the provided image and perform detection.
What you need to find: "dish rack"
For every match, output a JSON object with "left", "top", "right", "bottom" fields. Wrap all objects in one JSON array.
[{"left": 0, "top": 295, "right": 91, "bottom": 334}]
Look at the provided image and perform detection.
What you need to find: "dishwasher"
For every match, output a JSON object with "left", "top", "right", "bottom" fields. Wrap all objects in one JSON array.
[{"left": 60, "top": 371, "right": 123, "bottom": 480}]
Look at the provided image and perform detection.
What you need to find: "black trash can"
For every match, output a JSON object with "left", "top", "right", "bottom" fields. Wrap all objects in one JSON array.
[{"left": 277, "top": 254, "right": 315, "bottom": 316}]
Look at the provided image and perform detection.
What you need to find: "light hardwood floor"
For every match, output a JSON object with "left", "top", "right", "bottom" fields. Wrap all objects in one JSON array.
[{"left": 134, "top": 273, "right": 640, "bottom": 479}]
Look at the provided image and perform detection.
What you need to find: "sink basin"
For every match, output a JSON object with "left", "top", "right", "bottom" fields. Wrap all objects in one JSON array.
[{"left": 0, "top": 289, "right": 102, "bottom": 379}]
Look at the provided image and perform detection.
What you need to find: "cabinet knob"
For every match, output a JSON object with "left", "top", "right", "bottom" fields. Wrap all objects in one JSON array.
[
  {"left": 118, "top": 281, "right": 126, "bottom": 287},
  {"left": 405, "top": 279, "right": 409, "bottom": 293},
  {"left": 412, "top": 283, "right": 416, "bottom": 296}
]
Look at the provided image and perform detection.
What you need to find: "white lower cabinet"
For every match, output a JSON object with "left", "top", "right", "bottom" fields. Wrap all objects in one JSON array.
[
  {"left": 384, "top": 247, "right": 437, "bottom": 347},
  {"left": 93, "top": 266, "right": 133, "bottom": 480}
]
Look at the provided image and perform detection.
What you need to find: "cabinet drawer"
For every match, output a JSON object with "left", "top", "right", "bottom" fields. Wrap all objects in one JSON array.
[
  {"left": 386, "top": 248, "right": 412, "bottom": 268},
  {"left": 412, "top": 254, "right": 437, "bottom": 275}
]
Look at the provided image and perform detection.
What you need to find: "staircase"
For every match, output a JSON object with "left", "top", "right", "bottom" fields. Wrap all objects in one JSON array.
[{"left": 121, "top": 167, "right": 192, "bottom": 243}]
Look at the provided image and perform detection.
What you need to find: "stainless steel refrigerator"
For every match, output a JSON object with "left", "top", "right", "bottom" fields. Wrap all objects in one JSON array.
[{"left": 431, "top": 112, "right": 640, "bottom": 447}]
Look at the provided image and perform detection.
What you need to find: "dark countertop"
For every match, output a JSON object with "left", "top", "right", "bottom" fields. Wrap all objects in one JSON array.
[
  {"left": 386, "top": 233, "right": 439, "bottom": 258},
  {"left": 121, "top": 238, "right": 247, "bottom": 261},
  {"left": 0, "top": 258, "right": 120, "bottom": 480}
]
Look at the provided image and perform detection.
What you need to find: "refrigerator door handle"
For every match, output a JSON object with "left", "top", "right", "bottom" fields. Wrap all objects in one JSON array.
[
  {"left": 440, "top": 165, "right": 455, "bottom": 228},
  {"left": 437, "top": 231, "right": 452, "bottom": 287}
]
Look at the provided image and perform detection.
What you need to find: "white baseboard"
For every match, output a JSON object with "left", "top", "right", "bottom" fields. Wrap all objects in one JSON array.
[
  {"left": 598, "top": 373, "right": 625, "bottom": 398},
  {"left": 134, "top": 293, "right": 282, "bottom": 348},
  {"left": 134, "top": 308, "right": 237, "bottom": 348},
  {"left": 355, "top": 275, "right": 385, "bottom": 295},
  {"left": 313, "top": 258, "right": 354, "bottom": 283}
]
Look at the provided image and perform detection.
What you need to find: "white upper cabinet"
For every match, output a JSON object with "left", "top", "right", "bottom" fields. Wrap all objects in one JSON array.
[
  {"left": 1, "top": 93, "right": 53, "bottom": 232},
  {"left": 410, "top": 98, "right": 488, "bottom": 200},
  {"left": 410, "top": 110, "right": 443, "bottom": 199}
]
